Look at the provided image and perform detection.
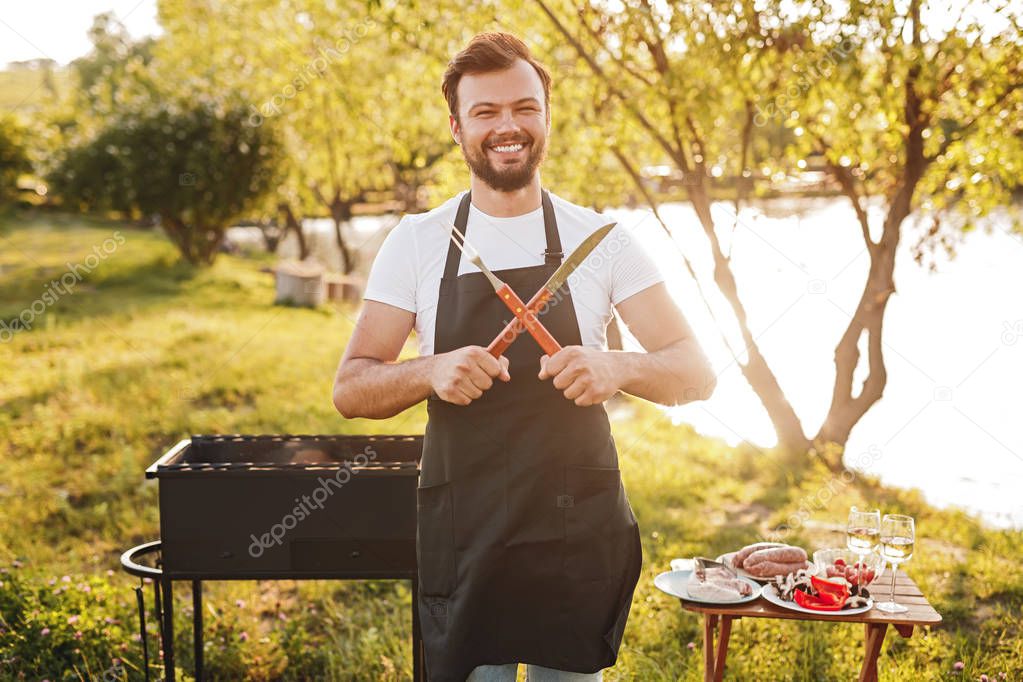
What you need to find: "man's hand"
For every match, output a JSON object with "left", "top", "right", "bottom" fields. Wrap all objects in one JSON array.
[
  {"left": 430, "top": 346, "right": 511, "bottom": 406},
  {"left": 538, "top": 346, "right": 621, "bottom": 407}
]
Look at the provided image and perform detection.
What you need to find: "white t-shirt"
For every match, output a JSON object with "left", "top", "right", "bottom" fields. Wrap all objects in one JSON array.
[{"left": 363, "top": 190, "right": 665, "bottom": 355}]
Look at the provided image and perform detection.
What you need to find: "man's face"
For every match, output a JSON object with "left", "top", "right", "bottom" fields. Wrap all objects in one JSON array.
[{"left": 450, "top": 59, "right": 550, "bottom": 192}]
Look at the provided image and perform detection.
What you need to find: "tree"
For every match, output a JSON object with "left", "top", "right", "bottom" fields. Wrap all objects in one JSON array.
[
  {"left": 49, "top": 103, "right": 283, "bottom": 265},
  {"left": 278, "top": 201, "right": 310, "bottom": 260},
  {"left": 47, "top": 14, "right": 158, "bottom": 148},
  {"left": 157, "top": 0, "right": 443, "bottom": 272},
  {"left": 529, "top": 0, "right": 1022, "bottom": 466}
]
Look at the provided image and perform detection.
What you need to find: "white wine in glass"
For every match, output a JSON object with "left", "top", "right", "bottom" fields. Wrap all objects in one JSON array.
[
  {"left": 877, "top": 514, "right": 915, "bottom": 614},
  {"left": 847, "top": 507, "right": 881, "bottom": 554}
]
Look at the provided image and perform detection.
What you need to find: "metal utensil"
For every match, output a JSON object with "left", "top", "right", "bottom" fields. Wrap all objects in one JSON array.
[
  {"left": 486, "top": 222, "right": 616, "bottom": 357},
  {"left": 694, "top": 556, "right": 738, "bottom": 581}
]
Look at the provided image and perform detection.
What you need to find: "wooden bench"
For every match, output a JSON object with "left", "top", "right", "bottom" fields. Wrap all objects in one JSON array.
[{"left": 677, "top": 569, "right": 942, "bottom": 681}]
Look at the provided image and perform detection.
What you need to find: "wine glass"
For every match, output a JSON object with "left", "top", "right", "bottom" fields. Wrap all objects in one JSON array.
[
  {"left": 877, "top": 514, "right": 915, "bottom": 613},
  {"left": 846, "top": 506, "right": 881, "bottom": 582}
]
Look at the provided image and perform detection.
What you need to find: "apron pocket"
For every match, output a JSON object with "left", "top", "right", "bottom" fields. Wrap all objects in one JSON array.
[
  {"left": 417, "top": 480, "right": 457, "bottom": 597},
  {"left": 563, "top": 465, "right": 628, "bottom": 581}
]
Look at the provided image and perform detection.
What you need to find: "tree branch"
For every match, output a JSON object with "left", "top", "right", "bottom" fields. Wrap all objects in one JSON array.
[
  {"left": 928, "top": 80, "right": 1022, "bottom": 162},
  {"left": 611, "top": 143, "right": 744, "bottom": 381},
  {"left": 577, "top": 4, "right": 656, "bottom": 88},
  {"left": 822, "top": 155, "right": 876, "bottom": 253},
  {"left": 534, "top": 0, "right": 686, "bottom": 169}
]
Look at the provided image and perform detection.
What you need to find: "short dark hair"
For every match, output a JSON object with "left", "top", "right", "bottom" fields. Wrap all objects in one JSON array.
[{"left": 441, "top": 32, "right": 552, "bottom": 120}]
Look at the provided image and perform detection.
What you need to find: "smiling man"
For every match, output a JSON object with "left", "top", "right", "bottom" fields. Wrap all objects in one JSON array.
[{"left": 333, "top": 32, "right": 716, "bottom": 682}]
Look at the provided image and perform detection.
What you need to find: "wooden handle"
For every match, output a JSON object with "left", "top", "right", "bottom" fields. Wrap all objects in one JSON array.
[
  {"left": 490, "top": 284, "right": 561, "bottom": 357},
  {"left": 487, "top": 288, "right": 555, "bottom": 357}
]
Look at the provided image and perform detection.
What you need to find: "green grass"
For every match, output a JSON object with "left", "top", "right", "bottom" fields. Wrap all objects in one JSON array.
[{"left": 1, "top": 210, "right": 1020, "bottom": 680}]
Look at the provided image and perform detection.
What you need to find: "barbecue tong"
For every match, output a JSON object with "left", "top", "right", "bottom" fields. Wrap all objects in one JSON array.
[
  {"left": 447, "top": 221, "right": 617, "bottom": 358},
  {"left": 448, "top": 223, "right": 562, "bottom": 356}
]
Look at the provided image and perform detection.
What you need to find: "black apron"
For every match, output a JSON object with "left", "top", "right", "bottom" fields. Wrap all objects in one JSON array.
[{"left": 416, "top": 189, "right": 643, "bottom": 681}]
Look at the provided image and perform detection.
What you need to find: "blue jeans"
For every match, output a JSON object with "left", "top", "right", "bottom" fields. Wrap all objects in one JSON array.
[{"left": 466, "top": 663, "right": 603, "bottom": 681}]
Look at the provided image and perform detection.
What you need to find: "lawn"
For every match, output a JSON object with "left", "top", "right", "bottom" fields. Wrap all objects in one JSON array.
[{"left": 1, "top": 210, "right": 1020, "bottom": 680}]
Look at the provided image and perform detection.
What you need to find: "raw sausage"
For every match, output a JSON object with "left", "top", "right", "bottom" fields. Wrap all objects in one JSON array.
[
  {"left": 743, "top": 546, "right": 807, "bottom": 567},
  {"left": 744, "top": 559, "right": 809, "bottom": 578},
  {"left": 730, "top": 542, "right": 785, "bottom": 568}
]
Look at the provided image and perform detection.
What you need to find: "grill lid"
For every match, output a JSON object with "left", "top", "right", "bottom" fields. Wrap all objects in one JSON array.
[{"left": 146, "top": 434, "right": 422, "bottom": 477}]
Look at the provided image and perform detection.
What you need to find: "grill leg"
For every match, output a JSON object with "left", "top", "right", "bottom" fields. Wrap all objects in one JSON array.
[
  {"left": 135, "top": 585, "right": 151, "bottom": 682},
  {"left": 412, "top": 574, "right": 423, "bottom": 681},
  {"left": 161, "top": 578, "right": 176, "bottom": 682},
  {"left": 153, "top": 579, "right": 163, "bottom": 651},
  {"left": 193, "top": 581, "right": 204, "bottom": 681}
]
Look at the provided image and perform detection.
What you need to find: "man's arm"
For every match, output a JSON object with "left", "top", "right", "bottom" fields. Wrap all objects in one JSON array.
[
  {"left": 333, "top": 301, "right": 511, "bottom": 419},
  {"left": 613, "top": 281, "right": 717, "bottom": 403},
  {"left": 538, "top": 282, "right": 716, "bottom": 406}
]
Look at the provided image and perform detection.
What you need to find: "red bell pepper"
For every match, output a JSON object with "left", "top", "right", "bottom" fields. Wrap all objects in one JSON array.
[
  {"left": 794, "top": 589, "right": 847, "bottom": 611},
  {"left": 811, "top": 575, "right": 851, "bottom": 605}
]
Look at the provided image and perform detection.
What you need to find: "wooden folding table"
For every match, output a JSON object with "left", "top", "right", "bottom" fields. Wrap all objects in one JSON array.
[{"left": 677, "top": 569, "right": 942, "bottom": 682}]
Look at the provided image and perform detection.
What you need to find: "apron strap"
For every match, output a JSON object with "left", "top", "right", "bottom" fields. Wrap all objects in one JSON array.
[
  {"left": 442, "top": 191, "right": 474, "bottom": 280},
  {"left": 442, "top": 189, "right": 562, "bottom": 280},
  {"left": 541, "top": 189, "right": 564, "bottom": 265}
]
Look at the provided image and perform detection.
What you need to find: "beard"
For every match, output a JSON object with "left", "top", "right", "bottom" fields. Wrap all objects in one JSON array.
[{"left": 460, "top": 131, "right": 547, "bottom": 192}]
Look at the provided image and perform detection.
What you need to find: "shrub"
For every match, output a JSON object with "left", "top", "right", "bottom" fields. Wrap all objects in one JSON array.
[{"left": 48, "top": 102, "right": 282, "bottom": 265}]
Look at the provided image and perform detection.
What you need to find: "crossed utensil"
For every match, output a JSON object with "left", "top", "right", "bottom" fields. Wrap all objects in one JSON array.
[{"left": 447, "top": 221, "right": 617, "bottom": 358}]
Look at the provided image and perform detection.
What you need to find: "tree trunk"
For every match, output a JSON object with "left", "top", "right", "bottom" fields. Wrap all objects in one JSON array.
[
  {"left": 685, "top": 176, "right": 813, "bottom": 456},
  {"left": 164, "top": 215, "right": 201, "bottom": 266},
  {"left": 312, "top": 186, "right": 356, "bottom": 274},
  {"left": 330, "top": 199, "right": 355, "bottom": 274},
  {"left": 197, "top": 227, "right": 224, "bottom": 265},
  {"left": 812, "top": 173, "right": 919, "bottom": 469},
  {"left": 279, "top": 202, "right": 309, "bottom": 260},
  {"left": 812, "top": 8, "right": 929, "bottom": 470},
  {"left": 259, "top": 221, "right": 282, "bottom": 253}
]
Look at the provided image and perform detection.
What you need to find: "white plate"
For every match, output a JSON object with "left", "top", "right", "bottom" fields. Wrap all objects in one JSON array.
[
  {"left": 761, "top": 583, "right": 874, "bottom": 616},
  {"left": 654, "top": 569, "right": 763, "bottom": 605},
  {"left": 717, "top": 552, "right": 814, "bottom": 584}
]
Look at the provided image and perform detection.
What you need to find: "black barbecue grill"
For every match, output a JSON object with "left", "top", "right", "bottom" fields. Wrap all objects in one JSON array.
[{"left": 120, "top": 434, "right": 424, "bottom": 681}]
